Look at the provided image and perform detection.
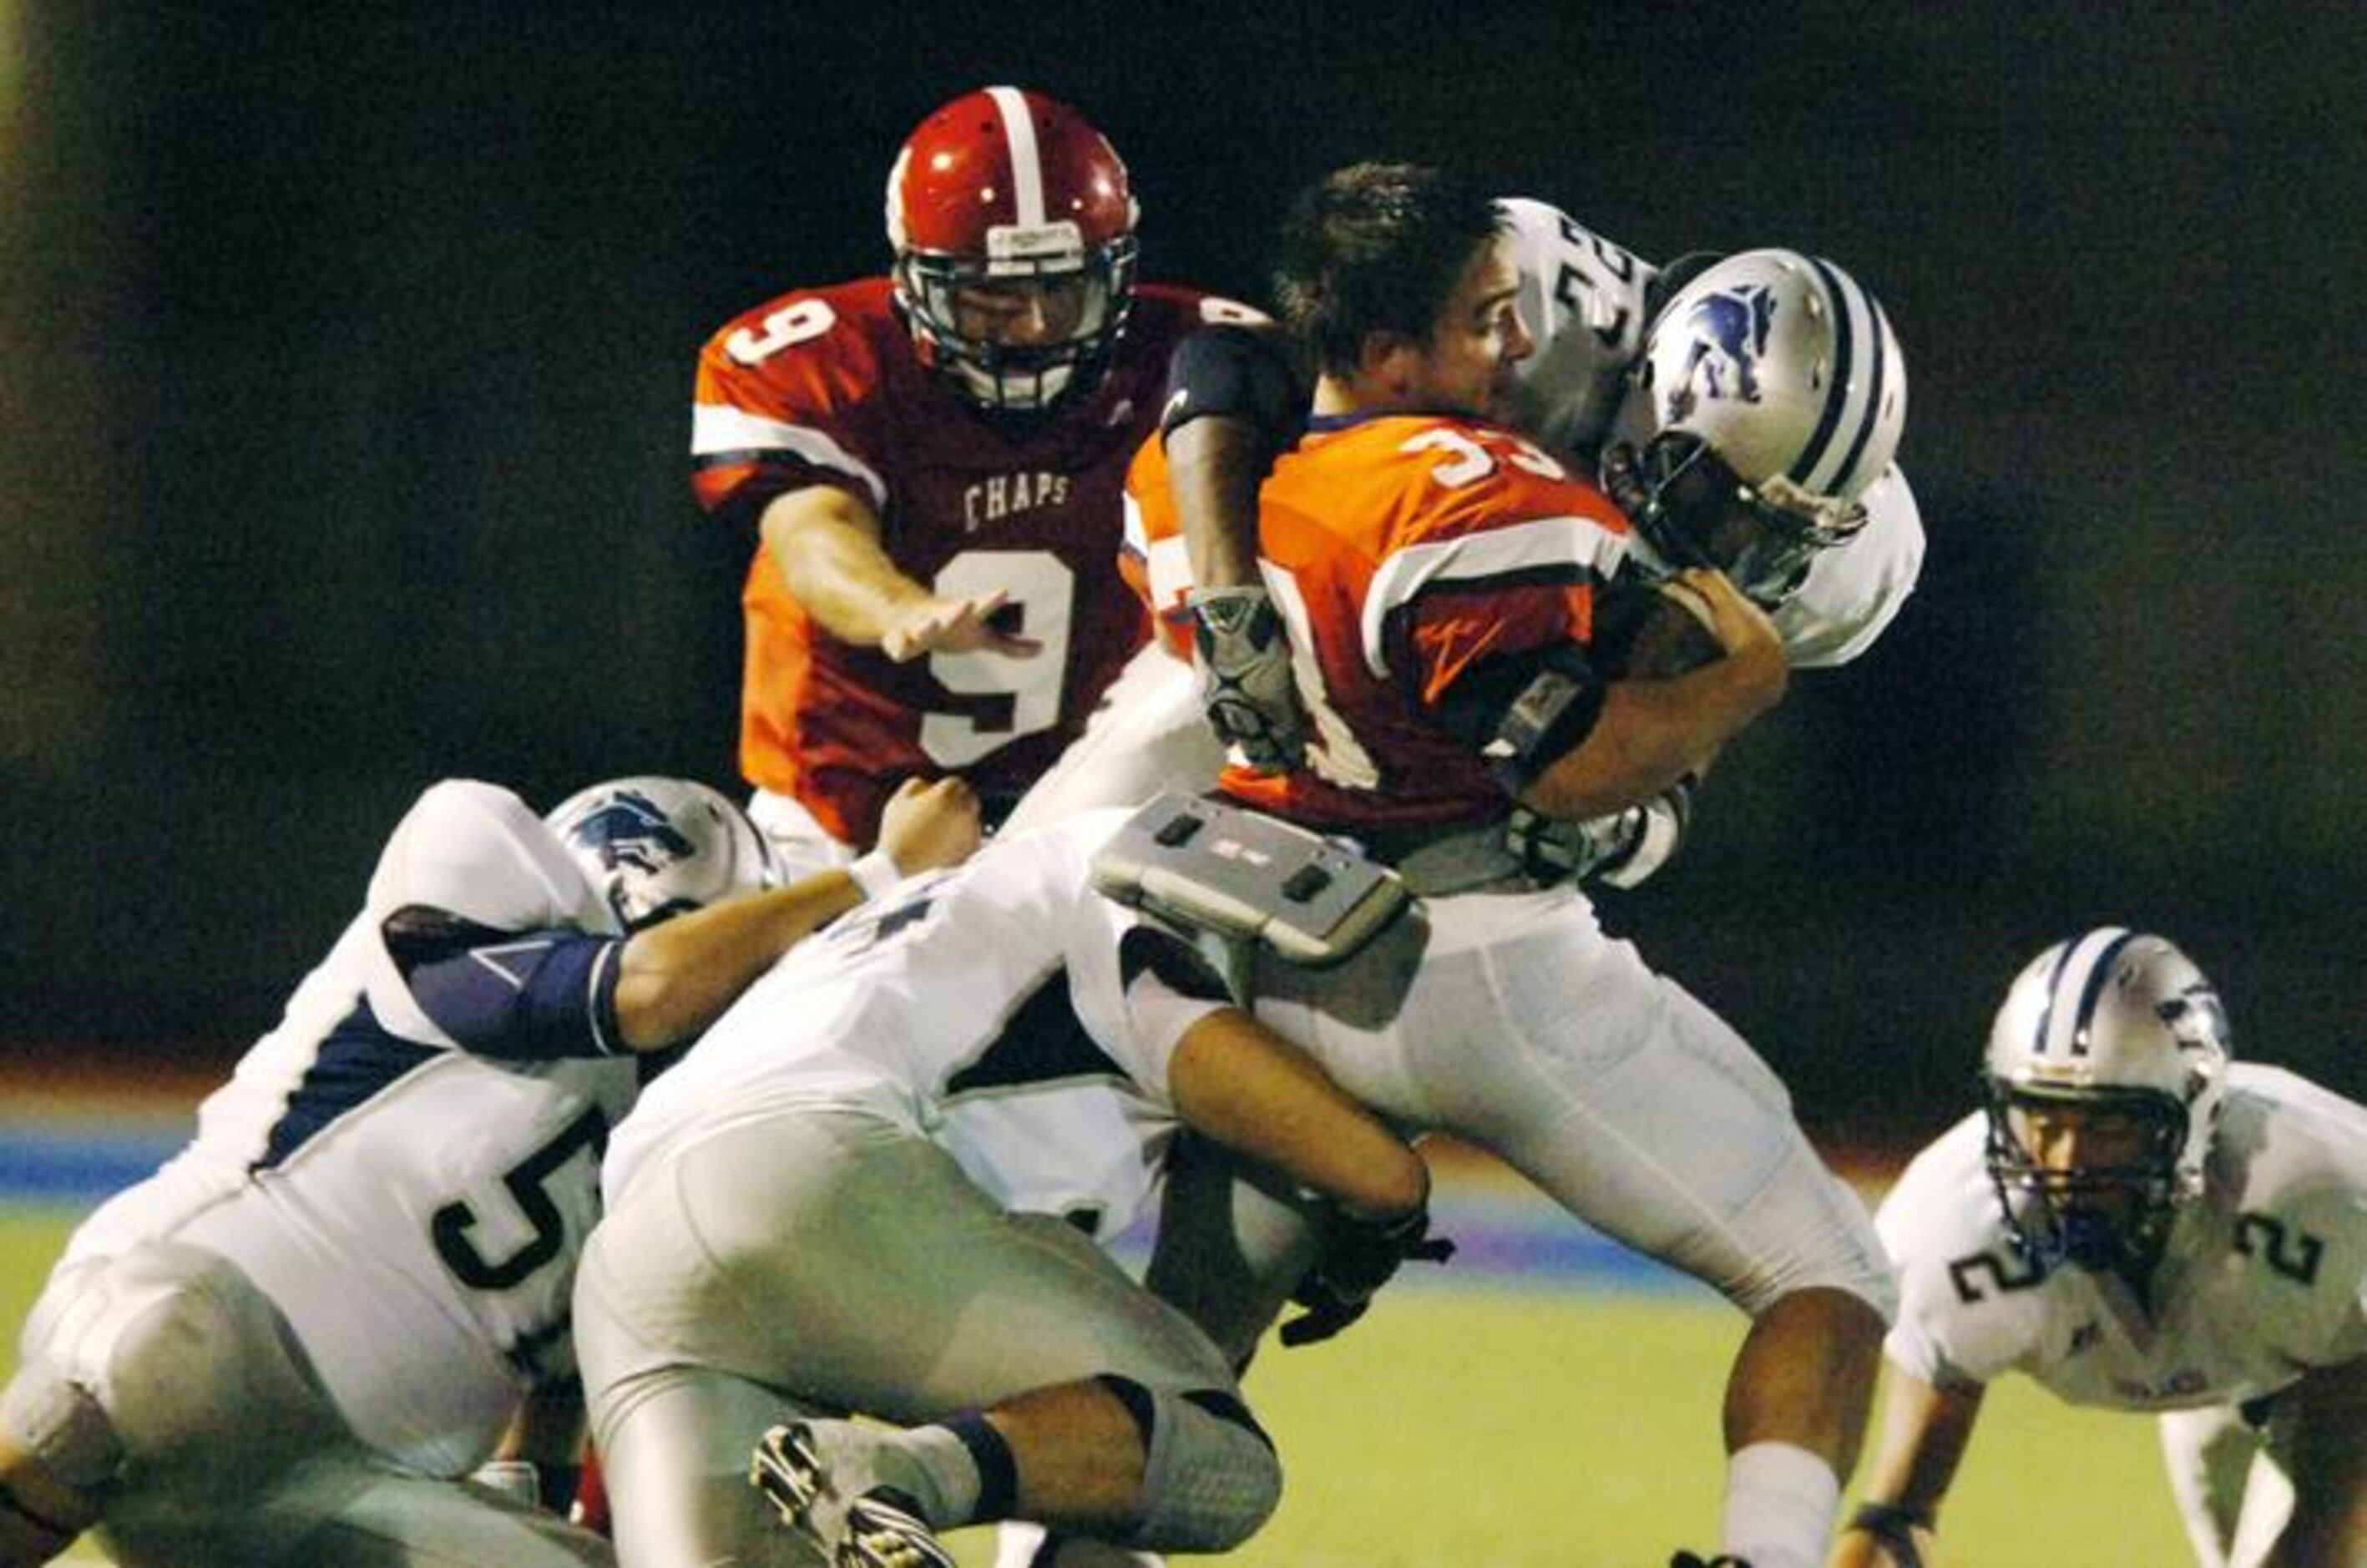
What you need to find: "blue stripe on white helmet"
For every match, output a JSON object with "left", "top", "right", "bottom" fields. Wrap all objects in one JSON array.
[
  {"left": 1636, "top": 249, "right": 1907, "bottom": 505},
  {"left": 1982, "top": 927, "right": 2233, "bottom": 1270}
]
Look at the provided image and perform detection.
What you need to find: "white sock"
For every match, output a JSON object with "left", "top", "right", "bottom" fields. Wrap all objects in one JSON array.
[{"left": 1721, "top": 1440, "right": 1840, "bottom": 1568}]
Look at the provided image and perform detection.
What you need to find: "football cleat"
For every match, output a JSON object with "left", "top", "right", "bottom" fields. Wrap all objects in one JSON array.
[
  {"left": 751, "top": 1421, "right": 954, "bottom": 1568},
  {"left": 841, "top": 1490, "right": 957, "bottom": 1568}
]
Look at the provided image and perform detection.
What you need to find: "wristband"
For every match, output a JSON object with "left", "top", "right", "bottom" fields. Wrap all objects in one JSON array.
[
  {"left": 1847, "top": 1500, "right": 1932, "bottom": 1565},
  {"left": 847, "top": 851, "right": 901, "bottom": 902}
]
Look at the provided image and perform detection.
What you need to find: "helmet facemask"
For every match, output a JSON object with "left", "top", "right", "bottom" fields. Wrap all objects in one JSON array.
[
  {"left": 1979, "top": 927, "right": 2233, "bottom": 1280},
  {"left": 1601, "top": 428, "right": 1868, "bottom": 608},
  {"left": 1983, "top": 1084, "right": 2189, "bottom": 1275},
  {"left": 893, "top": 231, "right": 1139, "bottom": 414}
]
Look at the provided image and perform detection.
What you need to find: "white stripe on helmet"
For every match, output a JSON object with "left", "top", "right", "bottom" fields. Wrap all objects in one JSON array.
[{"left": 984, "top": 84, "right": 1047, "bottom": 225}]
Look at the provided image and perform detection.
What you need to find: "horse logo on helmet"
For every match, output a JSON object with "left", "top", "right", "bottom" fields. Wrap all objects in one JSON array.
[{"left": 1665, "top": 282, "right": 1778, "bottom": 422}]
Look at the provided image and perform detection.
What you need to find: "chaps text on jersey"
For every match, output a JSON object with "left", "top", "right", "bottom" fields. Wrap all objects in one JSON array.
[{"left": 964, "top": 470, "right": 1070, "bottom": 531}]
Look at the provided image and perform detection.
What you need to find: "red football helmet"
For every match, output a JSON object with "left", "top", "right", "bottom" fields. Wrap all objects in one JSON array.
[{"left": 885, "top": 85, "right": 1141, "bottom": 412}]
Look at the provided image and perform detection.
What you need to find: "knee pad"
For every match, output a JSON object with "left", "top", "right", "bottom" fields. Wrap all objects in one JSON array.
[
  {"left": 1099, "top": 1377, "right": 1277, "bottom": 1554},
  {"left": 0, "top": 1368, "right": 123, "bottom": 1560}
]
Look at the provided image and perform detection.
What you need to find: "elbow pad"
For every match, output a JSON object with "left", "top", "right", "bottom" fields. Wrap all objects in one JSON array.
[
  {"left": 1161, "top": 324, "right": 1307, "bottom": 451},
  {"left": 1434, "top": 643, "right": 1606, "bottom": 795}
]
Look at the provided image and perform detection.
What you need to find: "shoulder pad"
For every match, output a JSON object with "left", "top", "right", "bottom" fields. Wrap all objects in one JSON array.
[{"left": 367, "top": 780, "right": 609, "bottom": 937}]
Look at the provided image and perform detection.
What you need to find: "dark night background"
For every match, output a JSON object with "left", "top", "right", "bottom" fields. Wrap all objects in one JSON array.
[{"left": 6, "top": 3, "right": 2365, "bottom": 1144}]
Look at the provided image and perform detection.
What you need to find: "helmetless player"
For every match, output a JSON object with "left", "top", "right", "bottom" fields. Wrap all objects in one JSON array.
[
  {"left": 1004, "top": 195, "right": 1918, "bottom": 894},
  {"left": 0, "top": 775, "right": 977, "bottom": 1568},
  {"left": 690, "top": 83, "right": 1256, "bottom": 877},
  {"left": 1831, "top": 928, "right": 2367, "bottom": 1568},
  {"left": 1093, "top": 161, "right": 1896, "bottom": 1568}
]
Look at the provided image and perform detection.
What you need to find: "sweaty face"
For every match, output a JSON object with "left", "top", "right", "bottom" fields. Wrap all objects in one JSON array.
[{"left": 1407, "top": 234, "right": 1534, "bottom": 420}]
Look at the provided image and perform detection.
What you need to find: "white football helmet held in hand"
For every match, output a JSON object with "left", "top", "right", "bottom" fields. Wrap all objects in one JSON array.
[
  {"left": 1606, "top": 249, "right": 1906, "bottom": 605},
  {"left": 1981, "top": 927, "right": 2233, "bottom": 1272},
  {"left": 546, "top": 776, "right": 782, "bottom": 932}
]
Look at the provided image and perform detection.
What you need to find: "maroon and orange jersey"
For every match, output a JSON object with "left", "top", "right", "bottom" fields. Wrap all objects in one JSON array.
[
  {"left": 691, "top": 277, "right": 1225, "bottom": 845},
  {"left": 1125, "top": 413, "right": 1635, "bottom": 837}
]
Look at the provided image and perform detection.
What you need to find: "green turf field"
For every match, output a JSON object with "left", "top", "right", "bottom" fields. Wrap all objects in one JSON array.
[{"left": 3, "top": 1203, "right": 2193, "bottom": 1566}]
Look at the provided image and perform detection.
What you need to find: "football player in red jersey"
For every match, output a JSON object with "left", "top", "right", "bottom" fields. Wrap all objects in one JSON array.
[
  {"left": 1121, "top": 164, "right": 1897, "bottom": 1568},
  {"left": 690, "top": 85, "right": 1254, "bottom": 878}
]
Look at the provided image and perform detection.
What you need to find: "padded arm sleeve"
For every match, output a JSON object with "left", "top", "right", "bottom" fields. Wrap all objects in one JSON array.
[
  {"left": 381, "top": 907, "right": 627, "bottom": 1060},
  {"left": 1161, "top": 323, "right": 1307, "bottom": 453},
  {"left": 1431, "top": 642, "right": 1607, "bottom": 794}
]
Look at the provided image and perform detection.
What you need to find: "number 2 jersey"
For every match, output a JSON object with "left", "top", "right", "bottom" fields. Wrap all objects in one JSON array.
[
  {"left": 1877, "top": 1065, "right": 2367, "bottom": 1411},
  {"left": 690, "top": 276, "right": 1235, "bottom": 845},
  {"left": 48, "top": 781, "right": 642, "bottom": 1477}
]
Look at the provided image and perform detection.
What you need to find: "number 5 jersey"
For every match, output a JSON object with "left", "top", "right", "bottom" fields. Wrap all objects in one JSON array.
[{"left": 41, "top": 781, "right": 643, "bottom": 1478}]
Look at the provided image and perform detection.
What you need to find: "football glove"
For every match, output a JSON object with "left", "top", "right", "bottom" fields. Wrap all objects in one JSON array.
[
  {"left": 1189, "top": 584, "right": 1307, "bottom": 774},
  {"left": 1277, "top": 1206, "right": 1454, "bottom": 1348},
  {"left": 1505, "top": 775, "right": 1696, "bottom": 891}
]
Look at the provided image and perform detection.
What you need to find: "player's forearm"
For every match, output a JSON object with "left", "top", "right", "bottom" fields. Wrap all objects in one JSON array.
[
  {"left": 1169, "top": 416, "right": 1272, "bottom": 589},
  {"left": 2273, "top": 1355, "right": 2367, "bottom": 1566},
  {"left": 762, "top": 490, "right": 927, "bottom": 647},
  {"left": 1519, "top": 648, "right": 1784, "bottom": 822},
  {"left": 1168, "top": 1009, "right": 1428, "bottom": 1223},
  {"left": 610, "top": 875, "right": 864, "bottom": 1050},
  {"left": 1824, "top": 1368, "right": 1980, "bottom": 1567}
]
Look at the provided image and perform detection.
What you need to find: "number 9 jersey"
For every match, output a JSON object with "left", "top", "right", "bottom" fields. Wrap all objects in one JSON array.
[{"left": 691, "top": 277, "right": 1247, "bottom": 845}]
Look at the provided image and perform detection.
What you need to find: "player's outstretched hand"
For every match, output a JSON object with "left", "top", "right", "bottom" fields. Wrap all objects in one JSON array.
[
  {"left": 1278, "top": 1205, "right": 1454, "bottom": 1348},
  {"left": 875, "top": 777, "right": 984, "bottom": 877},
  {"left": 1189, "top": 584, "right": 1307, "bottom": 773},
  {"left": 1666, "top": 568, "right": 1783, "bottom": 669},
  {"left": 881, "top": 589, "right": 1043, "bottom": 662}
]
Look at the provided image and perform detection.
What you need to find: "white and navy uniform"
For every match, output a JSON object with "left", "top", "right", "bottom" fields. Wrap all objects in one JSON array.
[
  {"left": 1878, "top": 1065, "right": 2367, "bottom": 1568},
  {"left": 1001, "top": 197, "right": 1923, "bottom": 842},
  {"left": 1496, "top": 195, "right": 1924, "bottom": 668},
  {"left": 7, "top": 780, "right": 632, "bottom": 1567},
  {"left": 574, "top": 810, "right": 1255, "bottom": 1568}
]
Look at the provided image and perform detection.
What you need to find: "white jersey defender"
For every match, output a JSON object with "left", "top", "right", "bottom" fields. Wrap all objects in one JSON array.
[
  {"left": 1881, "top": 1064, "right": 2367, "bottom": 1410},
  {"left": 43, "top": 781, "right": 638, "bottom": 1474},
  {"left": 3, "top": 776, "right": 776, "bottom": 1568},
  {"left": 576, "top": 809, "right": 1279, "bottom": 1568},
  {"left": 1849, "top": 928, "right": 2367, "bottom": 1568}
]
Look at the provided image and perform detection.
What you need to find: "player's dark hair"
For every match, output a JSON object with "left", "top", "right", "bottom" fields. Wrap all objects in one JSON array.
[{"left": 1271, "top": 163, "right": 1503, "bottom": 380}]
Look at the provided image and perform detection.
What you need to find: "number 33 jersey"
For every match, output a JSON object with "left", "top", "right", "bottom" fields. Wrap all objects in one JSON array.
[
  {"left": 52, "top": 781, "right": 642, "bottom": 1477},
  {"left": 1877, "top": 1065, "right": 2367, "bottom": 1411},
  {"left": 691, "top": 277, "right": 1239, "bottom": 844}
]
